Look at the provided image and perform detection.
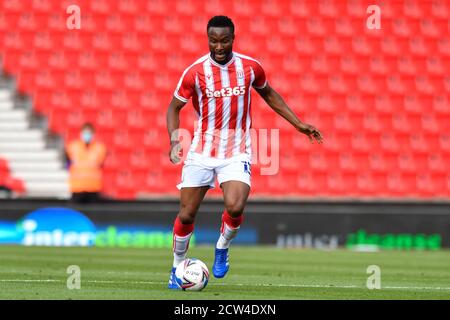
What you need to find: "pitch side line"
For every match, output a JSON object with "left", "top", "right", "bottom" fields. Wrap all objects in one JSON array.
[{"left": 1, "top": 279, "right": 450, "bottom": 291}]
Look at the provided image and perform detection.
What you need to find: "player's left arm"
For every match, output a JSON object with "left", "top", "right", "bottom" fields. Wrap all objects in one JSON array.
[{"left": 255, "top": 84, "right": 323, "bottom": 144}]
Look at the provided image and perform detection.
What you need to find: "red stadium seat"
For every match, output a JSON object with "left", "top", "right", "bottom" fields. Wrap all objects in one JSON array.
[
  {"left": 397, "top": 56, "right": 419, "bottom": 76},
  {"left": 397, "top": 153, "right": 425, "bottom": 173},
  {"left": 323, "top": 134, "right": 343, "bottom": 154},
  {"left": 437, "top": 39, "right": 450, "bottom": 57},
  {"left": 351, "top": 36, "right": 373, "bottom": 56},
  {"left": 426, "top": 57, "right": 447, "bottom": 76},
  {"left": 111, "top": 170, "right": 137, "bottom": 200},
  {"left": 7, "top": 177, "right": 26, "bottom": 194},
  {"left": 415, "top": 173, "right": 444, "bottom": 198},
  {"left": 409, "top": 134, "right": 431, "bottom": 155},
  {"left": 290, "top": 0, "right": 315, "bottom": 18},
  {"left": 356, "top": 173, "right": 386, "bottom": 197},
  {"left": 369, "top": 153, "right": 397, "bottom": 174},
  {"left": 339, "top": 152, "right": 363, "bottom": 174},
  {"left": 403, "top": 0, "right": 425, "bottom": 19},
  {"left": 351, "top": 133, "right": 374, "bottom": 154},
  {"left": 308, "top": 152, "right": 330, "bottom": 173},
  {"left": 0, "top": 158, "right": 10, "bottom": 175},
  {"left": 295, "top": 36, "right": 320, "bottom": 57},
  {"left": 333, "top": 113, "right": 356, "bottom": 134},
  {"left": 1, "top": 0, "right": 25, "bottom": 13},
  {"left": 420, "top": 19, "right": 446, "bottom": 39},
  {"left": 362, "top": 113, "right": 388, "bottom": 134},
  {"left": 409, "top": 37, "right": 434, "bottom": 57},
  {"left": 277, "top": 17, "right": 298, "bottom": 37},
  {"left": 63, "top": 33, "right": 89, "bottom": 52},
  {"left": 391, "top": 114, "right": 413, "bottom": 134},
  {"left": 3, "top": 31, "right": 24, "bottom": 51},
  {"left": 430, "top": 1, "right": 449, "bottom": 19},
  {"left": 327, "top": 172, "right": 356, "bottom": 197},
  {"left": 345, "top": 93, "right": 370, "bottom": 114},
  {"left": 386, "top": 172, "right": 416, "bottom": 197},
  {"left": 17, "top": 12, "right": 41, "bottom": 32},
  {"left": 334, "top": 18, "right": 355, "bottom": 37},
  {"left": 439, "top": 135, "right": 450, "bottom": 155},
  {"left": 432, "top": 95, "right": 449, "bottom": 115},
  {"left": 374, "top": 94, "right": 400, "bottom": 115},
  {"left": 380, "top": 37, "right": 408, "bottom": 56},
  {"left": 45, "top": 13, "right": 66, "bottom": 32},
  {"left": 0, "top": 158, "right": 26, "bottom": 194},
  {"left": 420, "top": 114, "right": 442, "bottom": 134},
  {"left": 392, "top": 18, "right": 419, "bottom": 38},
  {"left": 346, "top": 0, "right": 367, "bottom": 18},
  {"left": 428, "top": 154, "right": 449, "bottom": 174},
  {"left": 88, "top": 0, "right": 112, "bottom": 14},
  {"left": 369, "top": 57, "right": 396, "bottom": 76}
]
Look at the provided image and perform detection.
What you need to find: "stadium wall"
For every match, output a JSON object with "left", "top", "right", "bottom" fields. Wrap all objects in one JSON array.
[{"left": 0, "top": 199, "right": 449, "bottom": 250}]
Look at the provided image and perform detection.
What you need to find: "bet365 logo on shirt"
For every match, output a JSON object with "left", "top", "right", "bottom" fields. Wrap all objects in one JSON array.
[{"left": 206, "top": 86, "right": 246, "bottom": 98}]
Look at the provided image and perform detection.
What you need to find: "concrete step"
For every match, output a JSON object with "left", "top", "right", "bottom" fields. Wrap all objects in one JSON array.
[
  {"left": 0, "top": 129, "right": 44, "bottom": 141},
  {"left": 0, "top": 122, "right": 28, "bottom": 130},
  {"left": 25, "top": 182, "right": 70, "bottom": 198},
  {"left": 0, "top": 150, "right": 60, "bottom": 162},
  {"left": 17, "top": 171, "right": 68, "bottom": 182},
  {"left": 0, "top": 109, "right": 28, "bottom": 121},
  {"left": 0, "top": 141, "right": 46, "bottom": 152},
  {"left": 0, "top": 90, "right": 11, "bottom": 101},
  {"left": 0, "top": 101, "right": 14, "bottom": 110},
  {"left": 9, "top": 161, "right": 64, "bottom": 172}
]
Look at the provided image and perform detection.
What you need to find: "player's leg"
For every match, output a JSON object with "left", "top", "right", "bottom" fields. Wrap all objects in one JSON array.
[
  {"left": 213, "top": 180, "right": 250, "bottom": 278},
  {"left": 169, "top": 155, "right": 215, "bottom": 289},
  {"left": 169, "top": 186, "right": 210, "bottom": 289},
  {"left": 173, "top": 186, "right": 210, "bottom": 267},
  {"left": 219, "top": 180, "right": 250, "bottom": 247},
  {"left": 213, "top": 156, "right": 251, "bottom": 278}
]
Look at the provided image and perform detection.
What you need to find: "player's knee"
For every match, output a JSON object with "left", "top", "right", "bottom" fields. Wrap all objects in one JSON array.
[
  {"left": 178, "top": 205, "right": 197, "bottom": 224},
  {"left": 225, "top": 201, "right": 245, "bottom": 217},
  {"left": 178, "top": 212, "right": 195, "bottom": 224}
]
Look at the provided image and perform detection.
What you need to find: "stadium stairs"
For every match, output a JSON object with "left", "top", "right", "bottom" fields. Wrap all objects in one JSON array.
[{"left": 0, "top": 70, "right": 69, "bottom": 198}]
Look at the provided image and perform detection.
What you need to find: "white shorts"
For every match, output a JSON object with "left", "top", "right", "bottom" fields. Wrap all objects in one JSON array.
[{"left": 177, "top": 152, "right": 252, "bottom": 190}]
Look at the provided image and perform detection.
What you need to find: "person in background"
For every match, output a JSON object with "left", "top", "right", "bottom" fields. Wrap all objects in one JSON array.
[{"left": 65, "top": 123, "right": 107, "bottom": 203}]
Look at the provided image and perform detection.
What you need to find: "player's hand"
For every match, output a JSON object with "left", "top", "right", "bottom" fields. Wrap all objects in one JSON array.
[
  {"left": 169, "top": 141, "right": 183, "bottom": 164},
  {"left": 297, "top": 123, "right": 323, "bottom": 144}
]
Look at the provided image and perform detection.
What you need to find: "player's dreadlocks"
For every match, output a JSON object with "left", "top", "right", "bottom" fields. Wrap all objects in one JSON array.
[{"left": 207, "top": 15, "right": 235, "bottom": 34}]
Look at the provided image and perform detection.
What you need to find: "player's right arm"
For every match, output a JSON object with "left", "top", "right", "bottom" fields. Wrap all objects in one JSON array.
[
  {"left": 167, "top": 65, "right": 195, "bottom": 164},
  {"left": 166, "top": 97, "right": 187, "bottom": 164}
]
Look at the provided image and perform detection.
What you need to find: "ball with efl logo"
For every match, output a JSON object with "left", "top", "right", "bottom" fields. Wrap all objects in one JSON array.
[{"left": 175, "top": 258, "right": 209, "bottom": 291}]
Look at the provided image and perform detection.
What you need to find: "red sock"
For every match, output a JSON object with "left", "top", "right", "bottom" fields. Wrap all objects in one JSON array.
[
  {"left": 217, "top": 211, "right": 243, "bottom": 249},
  {"left": 221, "top": 210, "right": 243, "bottom": 231},
  {"left": 172, "top": 216, "right": 194, "bottom": 267},
  {"left": 173, "top": 216, "right": 194, "bottom": 237}
]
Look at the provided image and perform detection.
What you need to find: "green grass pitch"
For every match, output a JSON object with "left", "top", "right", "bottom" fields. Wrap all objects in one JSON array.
[{"left": 0, "top": 245, "right": 449, "bottom": 300}]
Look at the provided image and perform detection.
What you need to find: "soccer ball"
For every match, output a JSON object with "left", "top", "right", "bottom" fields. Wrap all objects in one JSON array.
[{"left": 175, "top": 258, "right": 209, "bottom": 291}]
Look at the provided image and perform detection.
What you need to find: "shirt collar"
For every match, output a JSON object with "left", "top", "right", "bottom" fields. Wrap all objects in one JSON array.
[{"left": 208, "top": 52, "right": 235, "bottom": 68}]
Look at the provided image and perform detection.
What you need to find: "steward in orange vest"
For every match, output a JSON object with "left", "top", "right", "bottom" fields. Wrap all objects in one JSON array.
[{"left": 65, "top": 123, "right": 106, "bottom": 202}]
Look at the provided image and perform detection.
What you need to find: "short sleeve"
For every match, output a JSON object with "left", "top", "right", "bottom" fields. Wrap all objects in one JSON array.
[
  {"left": 251, "top": 61, "right": 267, "bottom": 89},
  {"left": 174, "top": 67, "right": 195, "bottom": 103}
]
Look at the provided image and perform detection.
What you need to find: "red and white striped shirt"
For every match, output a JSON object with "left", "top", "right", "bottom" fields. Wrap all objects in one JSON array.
[{"left": 174, "top": 52, "right": 267, "bottom": 159}]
